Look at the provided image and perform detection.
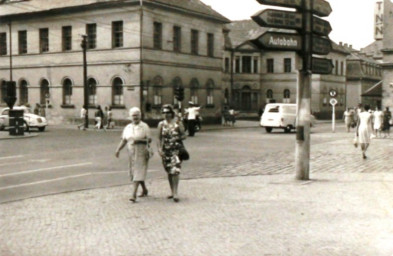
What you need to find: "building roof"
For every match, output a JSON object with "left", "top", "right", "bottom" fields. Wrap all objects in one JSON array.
[
  {"left": 225, "top": 20, "right": 268, "bottom": 49},
  {"left": 359, "top": 40, "right": 383, "bottom": 60},
  {"left": 0, "top": 0, "right": 230, "bottom": 23}
]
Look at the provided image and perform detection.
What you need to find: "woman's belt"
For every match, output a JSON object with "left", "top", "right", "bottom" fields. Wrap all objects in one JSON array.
[{"left": 134, "top": 140, "right": 148, "bottom": 145}]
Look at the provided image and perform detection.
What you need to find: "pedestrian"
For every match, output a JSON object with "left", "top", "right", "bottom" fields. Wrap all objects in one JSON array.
[
  {"left": 382, "top": 107, "right": 392, "bottom": 138},
  {"left": 355, "top": 104, "right": 373, "bottom": 159},
  {"left": 106, "top": 106, "right": 113, "bottom": 129},
  {"left": 184, "top": 101, "right": 200, "bottom": 136},
  {"left": 157, "top": 104, "right": 186, "bottom": 202},
  {"left": 115, "top": 107, "right": 151, "bottom": 203},
  {"left": 77, "top": 105, "right": 87, "bottom": 130},
  {"left": 343, "top": 107, "right": 355, "bottom": 132},
  {"left": 33, "top": 103, "right": 40, "bottom": 115},
  {"left": 94, "top": 105, "right": 104, "bottom": 130},
  {"left": 373, "top": 106, "right": 384, "bottom": 138},
  {"left": 103, "top": 106, "right": 108, "bottom": 129}
]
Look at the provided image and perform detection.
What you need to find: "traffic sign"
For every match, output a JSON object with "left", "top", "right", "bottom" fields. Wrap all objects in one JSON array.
[
  {"left": 312, "top": 36, "right": 331, "bottom": 55},
  {"left": 312, "top": 0, "right": 332, "bottom": 17},
  {"left": 256, "top": 0, "right": 302, "bottom": 9},
  {"left": 312, "top": 57, "right": 333, "bottom": 74},
  {"left": 252, "top": 9, "right": 302, "bottom": 30},
  {"left": 329, "top": 98, "right": 338, "bottom": 106},
  {"left": 312, "top": 17, "right": 332, "bottom": 35},
  {"left": 253, "top": 32, "right": 302, "bottom": 51},
  {"left": 329, "top": 89, "right": 338, "bottom": 98}
]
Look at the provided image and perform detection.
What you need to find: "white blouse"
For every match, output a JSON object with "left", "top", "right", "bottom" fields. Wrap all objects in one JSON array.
[{"left": 122, "top": 122, "right": 151, "bottom": 144}]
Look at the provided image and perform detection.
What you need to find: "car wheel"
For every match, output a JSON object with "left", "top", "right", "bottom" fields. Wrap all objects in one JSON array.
[
  {"left": 265, "top": 127, "right": 272, "bottom": 133},
  {"left": 284, "top": 125, "right": 292, "bottom": 133},
  {"left": 38, "top": 126, "right": 46, "bottom": 132}
]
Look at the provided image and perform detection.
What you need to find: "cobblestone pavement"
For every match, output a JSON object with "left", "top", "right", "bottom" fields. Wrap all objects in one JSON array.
[{"left": 1, "top": 133, "right": 393, "bottom": 256}]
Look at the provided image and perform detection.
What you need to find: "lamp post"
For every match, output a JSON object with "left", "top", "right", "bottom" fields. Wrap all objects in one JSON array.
[{"left": 81, "top": 35, "right": 89, "bottom": 128}]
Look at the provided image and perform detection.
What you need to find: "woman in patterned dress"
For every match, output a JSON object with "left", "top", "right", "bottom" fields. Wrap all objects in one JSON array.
[
  {"left": 115, "top": 107, "right": 151, "bottom": 202},
  {"left": 158, "top": 104, "right": 186, "bottom": 202}
]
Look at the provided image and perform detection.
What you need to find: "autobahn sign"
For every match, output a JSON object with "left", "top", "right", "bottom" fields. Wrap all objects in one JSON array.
[{"left": 253, "top": 32, "right": 302, "bottom": 51}]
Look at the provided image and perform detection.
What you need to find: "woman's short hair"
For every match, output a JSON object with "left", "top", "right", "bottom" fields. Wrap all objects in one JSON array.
[
  {"left": 129, "top": 107, "right": 141, "bottom": 117},
  {"left": 364, "top": 105, "right": 370, "bottom": 111}
]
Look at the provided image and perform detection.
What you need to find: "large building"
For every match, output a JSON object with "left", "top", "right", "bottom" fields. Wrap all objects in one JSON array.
[
  {"left": 0, "top": 0, "right": 230, "bottom": 124},
  {"left": 382, "top": 0, "right": 393, "bottom": 109}
]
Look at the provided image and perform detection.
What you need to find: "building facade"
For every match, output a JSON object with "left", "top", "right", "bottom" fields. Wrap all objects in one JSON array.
[
  {"left": 382, "top": 0, "right": 393, "bottom": 109},
  {"left": 0, "top": 0, "right": 230, "bottom": 124}
]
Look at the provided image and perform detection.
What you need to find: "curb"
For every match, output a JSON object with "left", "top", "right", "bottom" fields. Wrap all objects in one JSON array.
[{"left": 0, "top": 133, "right": 39, "bottom": 140}]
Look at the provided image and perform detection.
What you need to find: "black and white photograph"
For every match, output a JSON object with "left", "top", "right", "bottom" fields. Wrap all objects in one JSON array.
[{"left": 1, "top": 0, "right": 393, "bottom": 255}]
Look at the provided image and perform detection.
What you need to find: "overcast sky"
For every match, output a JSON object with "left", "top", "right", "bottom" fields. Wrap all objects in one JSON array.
[{"left": 201, "top": 0, "right": 378, "bottom": 50}]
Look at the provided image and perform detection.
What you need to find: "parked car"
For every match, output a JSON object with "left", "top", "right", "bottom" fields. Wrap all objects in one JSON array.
[
  {"left": 0, "top": 106, "right": 48, "bottom": 132},
  {"left": 260, "top": 103, "right": 315, "bottom": 133}
]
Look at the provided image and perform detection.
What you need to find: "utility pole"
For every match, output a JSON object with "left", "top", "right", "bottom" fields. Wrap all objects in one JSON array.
[
  {"left": 295, "top": 0, "right": 313, "bottom": 180},
  {"left": 81, "top": 35, "right": 89, "bottom": 129}
]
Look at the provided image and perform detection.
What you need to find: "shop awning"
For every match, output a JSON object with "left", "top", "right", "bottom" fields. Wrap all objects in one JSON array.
[{"left": 361, "top": 81, "right": 382, "bottom": 97}]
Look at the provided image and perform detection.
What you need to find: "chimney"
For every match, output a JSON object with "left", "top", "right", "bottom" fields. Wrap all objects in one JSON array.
[
  {"left": 349, "top": 45, "right": 352, "bottom": 49},
  {"left": 339, "top": 42, "right": 342, "bottom": 46},
  {"left": 344, "top": 43, "right": 348, "bottom": 47}
]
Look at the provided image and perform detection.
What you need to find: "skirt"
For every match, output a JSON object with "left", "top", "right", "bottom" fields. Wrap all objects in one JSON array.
[{"left": 127, "top": 143, "right": 148, "bottom": 181}]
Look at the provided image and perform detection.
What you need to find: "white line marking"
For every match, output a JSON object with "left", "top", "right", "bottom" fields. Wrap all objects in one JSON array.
[
  {"left": 0, "top": 155, "right": 24, "bottom": 160},
  {"left": 0, "top": 159, "right": 50, "bottom": 167},
  {"left": 0, "top": 173, "right": 91, "bottom": 190},
  {"left": 0, "top": 162, "right": 93, "bottom": 178},
  {"left": 95, "top": 171, "right": 128, "bottom": 175}
]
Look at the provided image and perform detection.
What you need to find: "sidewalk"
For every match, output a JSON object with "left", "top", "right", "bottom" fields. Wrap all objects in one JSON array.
[{"left": 1, "top": 135, "right": 393, "bottom": 255}]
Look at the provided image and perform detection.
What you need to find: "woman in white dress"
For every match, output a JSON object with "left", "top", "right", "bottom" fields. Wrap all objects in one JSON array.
[
  {"left": 356, "top": 105, "right": 373, "bottom": 159},
  {"left": 373, "top": 107, "right": 384, "bottom": 138},
  {"left": 115, "top": 107, "right": 151, "bottom": 202}
]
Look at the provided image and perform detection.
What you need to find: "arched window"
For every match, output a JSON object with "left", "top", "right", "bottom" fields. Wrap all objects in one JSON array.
[
  {"left": 153, "top": 76, "right": 163, "bottom": 106},
  {"left": 62, "top": 78, "right": 73, "bottom": 105},
  {"left": 87, "top": 78, "right": 97, "bottom": 106},
  {"left": 172, "top": 77, "right": 182, "bottom": 105},
  {"left": 190, "top": 78, "right": 199, "bottom": 104},
  {"left": 19, "top": 80, "right": 28, "bottom": 105},
  {"left": 206, "top": 79, "right": 214, "bottom": 106},
  {"left": 112, "top": 77, "right": 123, "bottom": 106},
  {"left": 1, "top": 80, "right": 7, "bottom": 104},
  {"left": 40, "top": 79, "right": 50, "bottom": 105},
  {"left": 283, "top": 89, "right": 290, "bottom": 103}
]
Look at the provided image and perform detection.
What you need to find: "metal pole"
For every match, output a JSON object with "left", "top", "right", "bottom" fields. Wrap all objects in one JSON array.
[
  {"left": 82, "top": 35, "right": 89, "bottom": 129},
  {"left": 8, "top": 22, "right": 12, "bottom": 82},
  {"left": 295, "top": 0, "right": 313, "bottom": 180},
  {"left": 332, "top": 104, "right": 335, "bottom": 132},
  {"left": 140, "top": 0, "right": 144, "bottom": 119}
]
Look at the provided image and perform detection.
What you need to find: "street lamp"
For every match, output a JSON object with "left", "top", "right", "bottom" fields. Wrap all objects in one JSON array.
[{"left": 81, "top": 35, "right": 89, "bottom": 128}]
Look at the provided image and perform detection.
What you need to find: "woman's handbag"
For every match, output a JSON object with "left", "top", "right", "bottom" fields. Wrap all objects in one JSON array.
[{"left": 178, "top": 141, "right": 190, "bottom": 161}]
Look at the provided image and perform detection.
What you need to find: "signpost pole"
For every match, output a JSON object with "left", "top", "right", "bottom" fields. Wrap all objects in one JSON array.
[
  {"left": 295, "top": 0, "right": 312, "bottom": 180},
  {"left": 332, "top": 104, "right": 335, "bottom": 133}
]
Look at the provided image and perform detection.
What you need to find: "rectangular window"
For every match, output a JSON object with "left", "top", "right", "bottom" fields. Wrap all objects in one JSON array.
[
  {"left": 335, "top": 60, "right": 339, "bottom": 75},
  {"left": 191, "top": 29, "right": 199, "bottom": 55},
  {"left": 86, "top": 23, "right": 97, "bottom": 49},
  {"left": 267, "top": 59, "right": 274, "bottom": 73},
  {"left": 153, "top": 22, "right": 162, "bottom": 49},
  {"left": 242, "top": 56, "right": 252, "bottom": 73},
  {"left": 62, "top": 26, "right": 72, "bottom": 51},
  {"left": 284, "top": 58, "right": 291, "bottom": 73},
  {"left": 18, "top": 30, "right": 27, "bottom": 54},
  {"left": 207, "top": 89, "right": 214, "bottom": 105},
  {"left": 173, "top": 26, "right": 181, "bottom": 52},
  {"left": 153, "top": 87, "right": 162, "bottom": 106},
  {"left": 235, "top": 57, "right": 240, "bottom": 73},
  {"left": 39, "top": 28, "right": 49, "bottom": 53},
  {"left": 112, "top": 21, "right": 123, "bottom": 48},
  {"left": 253, "top": 57, "right": 258, "bottom": 73},
  {"left": 224, "top": 57, "right": 230, "bottom": 73},
  {"left": 341, "top": 61, "right": 344, "bottom": 76},
  {"left": 0, "top": 33, "right": 7, "bottom": 55},
  {"left": 207, "top": 33, "right": 214, "bottom": 57}
]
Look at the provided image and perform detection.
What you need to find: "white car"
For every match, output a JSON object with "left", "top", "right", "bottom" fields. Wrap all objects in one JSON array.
[
  {"left": 260, "top": 103, "right": 315, "bottom": 133},
  {"left": 0, "top": 106, "right": 48, "bottom": 132}
]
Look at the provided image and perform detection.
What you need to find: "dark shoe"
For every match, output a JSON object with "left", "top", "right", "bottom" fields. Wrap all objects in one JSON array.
[
  {"left": 139, "top": 190, "right": 148, "bottom": 197},
  {"left": 167, "top": 195, "right": 173, "bottom": 199},
  {"left": 129, "top": 198, "right": 136, "bottom": 203},
  {"left": 173, "top": 197, "right": 179, "bottom": 203}
]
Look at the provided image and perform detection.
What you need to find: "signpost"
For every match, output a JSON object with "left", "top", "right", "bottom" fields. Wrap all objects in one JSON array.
[
  {"left": 254, "top": 0, "right": 332, "bottom": 180},
  {"left": 253, "top": 32, "right": 302, "bottom": 51},
  {"left": 312, "top": 57, "right": 334, "bottom": 74},
  {"left": 330, "top": 97, "right": 338, "bottom": 133}
]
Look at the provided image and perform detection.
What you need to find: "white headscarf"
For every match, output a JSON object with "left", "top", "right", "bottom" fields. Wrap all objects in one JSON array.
[{"left": 129, "top": 107, "right": 141, "bottom": 117}]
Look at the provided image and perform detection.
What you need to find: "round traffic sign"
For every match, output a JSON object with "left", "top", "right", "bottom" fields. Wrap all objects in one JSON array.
[
  {"left": 329, "top": 98, "right": 338, "bottom": 106},
  {"left": 329, "top": 89, "right": 337, "bottom": 98}
]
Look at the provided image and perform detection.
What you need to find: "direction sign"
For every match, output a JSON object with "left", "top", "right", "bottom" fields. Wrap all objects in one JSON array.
[
  {"left": 312, "top": 36, "right": 331, "bottom": 55},
  {"left": 329, "top": 98, "right": 338, "bottom": 106},
  {"left": 313, "top": 0, "right": 332, "bottom": 17},
  {"left": 312, "top": 57, "right": 333, "bottom": 74},
  {"left": 252, "top": 9, "right": 302, "bottom": 30},
  {"left": 256, "top": 0, "right": 302, "bottom": 9},
  {"left": 312, "top": 17, "right": 332, "bottom": 35},
  {"left": 253, "top": 32, "right": 302, "bottom": 51}
]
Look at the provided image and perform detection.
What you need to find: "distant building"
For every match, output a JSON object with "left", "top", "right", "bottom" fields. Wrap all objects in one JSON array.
[{"left": 0, "top": 0, "right": 230, "bottom": 124}]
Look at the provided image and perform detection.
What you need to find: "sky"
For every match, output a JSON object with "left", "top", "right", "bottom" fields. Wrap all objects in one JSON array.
[{"left": 201, "top": 0, "right": 378, "bottom": 50}]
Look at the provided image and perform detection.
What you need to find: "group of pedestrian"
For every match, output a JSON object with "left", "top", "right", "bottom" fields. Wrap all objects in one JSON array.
[
  {"left": 354, "top": 104, "right": 392, "bottom": 159},
  {"left": 77, "top": 105, "right": 114, "bottom": 130},
  {"left": 221, "top": 104, "right": 236, "bottom": 126},
  {"left": 115, "top": 104, "right": 187, "bottom": 203}
]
